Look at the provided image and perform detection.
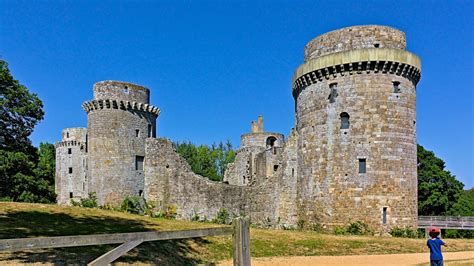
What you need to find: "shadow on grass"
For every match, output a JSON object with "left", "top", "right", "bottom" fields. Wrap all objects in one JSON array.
[{"left": 0, "top": 210, "right": 215, "bottom": 265}]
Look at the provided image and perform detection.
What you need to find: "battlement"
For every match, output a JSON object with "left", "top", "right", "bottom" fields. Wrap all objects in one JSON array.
[
  {"left": 54, "top": 140, "right": 86, "bottom": 149},
  {"left": 93, "top": 80, "right": 150, "bottom": 104},
  {"left": 304, "top": 25, "right": 406, "bottom": 61},
  {"left": 82, "top": 99, "right": 160, "bottom": 116}
]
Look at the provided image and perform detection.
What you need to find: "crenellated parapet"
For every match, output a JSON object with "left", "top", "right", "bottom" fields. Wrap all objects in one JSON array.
[
  {"left": 82, "top": 99, "right": 161, "bottom": 116},
  {"left": 292, "top": 48, "right": 421, "bottom": 98},
  {"left": 55, "top": 140, "right": 86, "bottom": 149}
]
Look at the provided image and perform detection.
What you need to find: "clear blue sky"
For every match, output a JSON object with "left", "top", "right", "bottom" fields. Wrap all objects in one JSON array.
[{"left": 1, "top": 1, "right": 472, "bottom": 188}]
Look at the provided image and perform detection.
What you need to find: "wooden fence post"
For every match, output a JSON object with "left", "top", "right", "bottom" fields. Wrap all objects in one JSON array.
[{"left": 233, "top": 217, "right": 251, "bottom": 266}]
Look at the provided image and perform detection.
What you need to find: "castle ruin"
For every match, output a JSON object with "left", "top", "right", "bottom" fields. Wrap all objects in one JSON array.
[{"left": 56, "top": 25, "right": 421, "bottom": 232}]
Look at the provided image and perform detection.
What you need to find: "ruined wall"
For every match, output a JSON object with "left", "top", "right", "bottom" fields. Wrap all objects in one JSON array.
[
  {"left": 144, "top": 138, "right": 249, "bottom": 220},
  {"left": 144, "top": 138, "right": 295, "bottom": 224},
  {"left": 55, "top": 128, "right": 88, "bottom": 205},
  {"left": 293, "top": 25, "right": 420, "bottom": 232},
  {"left": 83, "top": 81, "right": 160, "bottom": 205}
]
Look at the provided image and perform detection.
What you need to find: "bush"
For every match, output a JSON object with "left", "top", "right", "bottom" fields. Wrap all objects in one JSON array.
[
  {"left": 296, "top": 219, "right": 305, "bottom": 230},
  {"left": 120, "top": 196, "right": 143, "bottom": 214},
  {"left": 309, "top": 222, "right": 324, "bottom": 233},
  {"left": 334, "top": 226, "right": 347, "bottom": 235},
  {"left": 0, "top": 197, "right": 13, "bottom": 202},
  {"left": 70, "top": 192, "right": 98, "bottom": 208},
  {"left": 346, "top": 221, "right": 371, "bottom": 235},
  {"left": 212, "top": 208, "right": 230, "bottom": 224},
  {"left": 390, "top": 226, "right": 422, "bottom": 238},
  {"left": 165, "top": 205, "right": 177, "bottom": 219}
]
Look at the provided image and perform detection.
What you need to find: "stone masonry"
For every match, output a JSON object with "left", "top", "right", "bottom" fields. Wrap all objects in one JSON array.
[{"left": 56, "top": 25, "right": 421, "bottom": 233}]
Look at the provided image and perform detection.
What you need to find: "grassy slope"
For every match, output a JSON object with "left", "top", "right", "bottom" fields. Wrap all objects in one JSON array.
[{"left": 1, "top": 203, "right": 473, "bottom": 265}]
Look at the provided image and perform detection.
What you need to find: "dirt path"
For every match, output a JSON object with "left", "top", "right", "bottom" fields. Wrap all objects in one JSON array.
[{"left": 220, "top": 251, "right": 474, "bottom": 265}]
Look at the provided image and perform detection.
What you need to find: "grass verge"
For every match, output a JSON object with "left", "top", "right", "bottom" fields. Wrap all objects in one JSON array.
[{"left": 1, "top": 202, "right": 473, "bottom": 265}]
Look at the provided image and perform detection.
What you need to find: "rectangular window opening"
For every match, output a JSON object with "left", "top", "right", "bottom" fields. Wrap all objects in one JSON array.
[
  {"left": 139, "top": 190, "right": 143, "bottom": 196},
  {"left": 68, "top": 148, "right": 72, "bottom": 154},
  {"left": 393, "top": 81, "right": 401, "bottom": 93},
  {"left": 383, "top": 207, "right": 388, "bottom": 224},
  {"left": 135, "top": 129, "right": 140, "bottom": 137},
  {"left": 358, "top": 158, "right": 366, "bottom": 174},
  {"left": 135, "top": 156, "right": 144, "bottom": 171},
  {"left": 69, "top": 192, "right": 73, "bottom": 198},
  {"left": 68, "top": 167, "right": 73, "bottom": 174},
  {"left": 147, "top": 124, "right": 152, "bottom": 138}
]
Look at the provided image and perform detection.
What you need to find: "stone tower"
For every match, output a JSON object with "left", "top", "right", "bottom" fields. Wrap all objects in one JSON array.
[
  {"left": 55, "top": 128, "right": 88, "bottom": 204},
  {"left": 292, "top": 25, "right": 421, "bottom": 230},
  {"left": 82, "top": 81, "right": 160, "bottom": 205}
]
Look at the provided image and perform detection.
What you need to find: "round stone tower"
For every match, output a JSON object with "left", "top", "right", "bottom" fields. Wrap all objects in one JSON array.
[
  {"left": 82, "top": 81, "right": 160, "bottom": 205},
  {"left": 55, "top": 127, "right": 88, "bottom": 205},
  {"left": 292, "top": 25, "right": 421, "bottom": 232}
]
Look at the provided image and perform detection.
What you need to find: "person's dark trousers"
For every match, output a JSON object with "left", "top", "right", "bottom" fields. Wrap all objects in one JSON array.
[{"left": 430, "top": 259, "right": 444, "bottom": 266}]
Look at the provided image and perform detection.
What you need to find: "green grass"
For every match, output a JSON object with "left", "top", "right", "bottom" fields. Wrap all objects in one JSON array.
[{"left": 1, "top": 202, "right": 474, "bottom": 265}]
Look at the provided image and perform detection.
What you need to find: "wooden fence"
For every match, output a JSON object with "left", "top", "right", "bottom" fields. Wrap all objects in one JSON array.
[
  {"left": 418, "top": 216, "right": 474, "bottom": 230},
  {"left": 0, "top": 217, "right": 251, "bottom": 266}
]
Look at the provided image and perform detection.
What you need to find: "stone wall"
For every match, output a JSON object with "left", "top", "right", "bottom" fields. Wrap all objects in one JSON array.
[
  {"left": 144, "top": 138, "right": 249, "bottom": 220},
  {"left": 304, "top": 25, "right": 406, "bottom": 61}
]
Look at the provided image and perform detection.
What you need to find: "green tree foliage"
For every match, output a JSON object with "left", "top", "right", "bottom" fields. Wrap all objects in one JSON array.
[
  {"left": 417, "top": 144, "right": 464, "bottom": 216},
  {"left": 450, "top": 188, "right": 474, "bottom": 216},
  {"left": 0, "top": 59, "right": 44, "bottom": 154},
  {"left": 174, "top": 141, "right": 235, "bottom": 181},
  {"left": 0, "top": 59, "right": 55, "bottom": 203}
]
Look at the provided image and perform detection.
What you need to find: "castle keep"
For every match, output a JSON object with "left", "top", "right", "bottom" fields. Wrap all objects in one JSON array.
[{"left": 56, "top": 25, "right": 421, "bottom": 232}]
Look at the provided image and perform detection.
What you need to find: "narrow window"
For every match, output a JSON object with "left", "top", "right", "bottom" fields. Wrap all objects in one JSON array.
[
  {"left": 68, "top": 148, "right": 72, "bottom": 154},
  {"left": 328, "top": 83, "right": 338, "bottom": 103},
  {"left": 383, "top": 207, "right": 387, "bottom": 224},
  {"left": 148, "top": 124, "right": 152, "bottom": 138},
  {"left": 135, "top": 156, "right": 144, "bottom": 171},
  {"left": 358, "top": 158, "right": 366, "bottom": 174},
  {"left": 273, "top": 165, "right": 279, "bottom": 171},
  {"left": 123, "top": 86, "right": 129, "bottom": 94},
  {"left": 69, "top": 192, "right": 73, "bottom": 198},
  {"left": 83, "top": 183, "right": 85, "bottom": 190},
  {"left": 374, "top": 43, "right": 380, "bottom": 48},
  {"left": 135, "top": 129, "right": 140, "bottom": 137},
  {"left": 340, "top": 112, "right": 350, "bottom": 129},
  {"left": 68, "top": 167, "right": 73, "bottom": 174},
  {"left": 66, "top": 132, "right": 69, "bottom": 138},
  {"left": 139, "top": 190, "right": 143, "bottom": 196},
  {"left": 292, "top": 168, "right": 295, "bottom": 177},
  {"left": 393, "top": 81, "right": 401, "bottom": 93}
]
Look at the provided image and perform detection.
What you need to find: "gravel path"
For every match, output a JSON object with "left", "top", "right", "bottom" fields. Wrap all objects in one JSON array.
[{"left": 221, "top": 251, "right": 474, "bottom": 265}]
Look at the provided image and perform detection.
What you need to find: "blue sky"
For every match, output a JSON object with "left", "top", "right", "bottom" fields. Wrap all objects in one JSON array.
[{"left": 1, "top": 0, "right": 472, "bottom": 188}]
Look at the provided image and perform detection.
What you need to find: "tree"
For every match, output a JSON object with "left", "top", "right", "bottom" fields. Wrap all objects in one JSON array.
[
  {"left": 417, "top": 144, "right": 464, "bottom": 216},
  {"left": 0, "top": 59, "right": 55, "bottom": 203},
  {"left": 0, "top": 59, "right": 44, "bottom": 154},
  {"left": 174, "top": 141, "right": 236, "bottom": 181}
]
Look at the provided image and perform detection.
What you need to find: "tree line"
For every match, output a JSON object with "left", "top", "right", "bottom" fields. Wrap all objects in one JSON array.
[{"left": 0, "top": 58, "right": 472, "bottom": 227}]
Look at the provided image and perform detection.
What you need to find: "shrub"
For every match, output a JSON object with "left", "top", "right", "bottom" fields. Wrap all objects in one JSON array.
[
  {"left": 213, "top": 208, "right": 230, "bottom": 224},
  {"left": 346, "top": 221, "right": 371, "bottom": 235},
  {"left": 0, "top": 197, "right": 13, "bottom": 202},
  {"left": 390, "top": 227, "right": 423, "bottom": 238},
  {"left": 165, "top": 205, "right": 177, "bottom": 219},
  {"left": 120, "top": 196, "right": 143, "bottom": 214},
  {"left": 296, "top": 219, "right": 305, "bottom": 230},
  {"left": 309, "top": 222, "right": 324, "bottom": 233},
  {"left": 334, "top": 226, "right": 347, "bottom": 235},
  {"left": 70, "top": 192, "right": 98, "bottom": 208}
]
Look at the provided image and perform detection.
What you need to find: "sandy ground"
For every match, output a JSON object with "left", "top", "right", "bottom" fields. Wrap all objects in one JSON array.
[{"left": 220, "top": 251, "right": 474, "bottom": 266}]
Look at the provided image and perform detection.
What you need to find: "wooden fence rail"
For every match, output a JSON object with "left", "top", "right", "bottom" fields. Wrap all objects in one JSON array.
[
  {"left": 0, "top": 217, "right": 251, "bottom": 266},
  {"left": 418, "top": 216, "right": 474, "bottom": 230}
]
